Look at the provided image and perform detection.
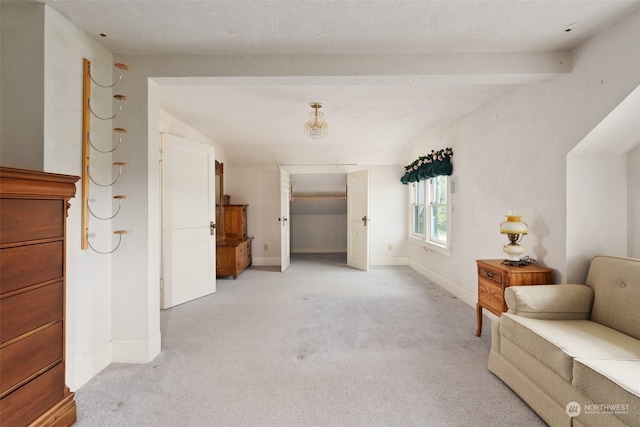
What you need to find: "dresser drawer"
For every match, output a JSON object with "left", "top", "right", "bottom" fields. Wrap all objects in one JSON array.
[
  {"left": 0, "top": 242, "right": 63, "bottom": 295},
  {"left": 0, "top": 282, "right": 63, "bottom": 345},
  {"left": 478, "top": 265, "right": 503, "bottom": 285},
  {"left": 0, "top": 362, "right": 65, "bottom": 427},
  {"left": 0, "top": 322, "right": 63, "bottom": 395},
  {"left": 0, "top": 199, "right": 64, "bottom": 244},
  {"left": 245, "top": 241, "right": 252, "bottom": 264},
  {"left": 478, "top": 278, "right": 505, "bottom": 314}
]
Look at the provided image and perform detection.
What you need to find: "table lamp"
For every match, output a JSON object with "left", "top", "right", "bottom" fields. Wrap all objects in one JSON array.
[{"left": 500, "top": 212, "right": 529, "bottom": 264}]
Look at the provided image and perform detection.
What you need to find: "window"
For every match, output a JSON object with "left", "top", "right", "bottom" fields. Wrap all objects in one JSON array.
[
  {"left": 410, "top": 175, "right": 451, "bottom": 252},
  {"left": 411, "top": 180, "right": 426, "bottom": 236}
]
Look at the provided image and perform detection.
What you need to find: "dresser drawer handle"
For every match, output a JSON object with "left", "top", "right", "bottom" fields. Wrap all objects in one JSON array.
[{"left": 485, "top": 271, "right": 494, "bottom": 279}]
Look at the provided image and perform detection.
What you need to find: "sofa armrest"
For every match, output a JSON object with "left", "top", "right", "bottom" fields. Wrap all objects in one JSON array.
[{"left": 505, "top": 284, "right": 593, "bottom": 320}]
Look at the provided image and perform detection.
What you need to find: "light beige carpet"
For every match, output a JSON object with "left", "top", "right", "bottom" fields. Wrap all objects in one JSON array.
[{"left": 74, "top": 254, "right": 546, "bottom": 426}]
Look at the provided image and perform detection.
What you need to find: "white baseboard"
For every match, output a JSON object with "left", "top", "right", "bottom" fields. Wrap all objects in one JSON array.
[
  {"left": 111, "top": 331, "right": 161, "bottom": 364},
  {"left": 68, "top": 341, "right": 111, "bottom": 391},
  {"left": 291, "top": 248, "right": 347, "bottom": 253},
  {"left": 408, "top": 258, "right": 477, "bottom": 309}
]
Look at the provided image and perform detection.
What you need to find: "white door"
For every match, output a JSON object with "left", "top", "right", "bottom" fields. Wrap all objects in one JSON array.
[
  {"left": 347, "top": 169, "right": 369, "bottom": 271},
  {"left": 161, "top": 134, "right": 216, "bottom": 309},
  {"left": 280, "top": 168, "right": 291, "bottom": 272}
]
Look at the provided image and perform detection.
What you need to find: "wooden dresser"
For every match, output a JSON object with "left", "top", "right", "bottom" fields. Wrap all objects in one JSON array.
[
  {"left": 217, "top": 204, "right": 252, "bottom": 279},
  {"left": 0, "top": 167, "right": 78, "bottom": 426},
  {"left": 475, "top": 259, "right": 553, "bottom": 337}
]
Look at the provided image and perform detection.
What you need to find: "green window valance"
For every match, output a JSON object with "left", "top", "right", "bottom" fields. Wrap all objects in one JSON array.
[{"left": 401, "top": 148, "right": 453, "bottom": 184}]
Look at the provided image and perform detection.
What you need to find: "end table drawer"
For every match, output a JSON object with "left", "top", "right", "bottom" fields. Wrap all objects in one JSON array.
[{"left": 478, "top": 266, "right": 503, "bottom": 285}]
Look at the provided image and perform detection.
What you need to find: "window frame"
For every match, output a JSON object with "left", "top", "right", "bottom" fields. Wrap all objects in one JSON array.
[{"left": 407, "top": 175, "right": 451, "bottom": 255}]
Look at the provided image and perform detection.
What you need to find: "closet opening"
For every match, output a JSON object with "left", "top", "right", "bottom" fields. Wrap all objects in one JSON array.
[{"left": 290, "top": 173, "right": 347, "bottom": 265}]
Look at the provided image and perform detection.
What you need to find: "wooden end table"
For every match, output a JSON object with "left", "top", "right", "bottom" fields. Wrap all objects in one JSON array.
[{"left": 475, "top": 259, "right": 553, "bottom": 337}]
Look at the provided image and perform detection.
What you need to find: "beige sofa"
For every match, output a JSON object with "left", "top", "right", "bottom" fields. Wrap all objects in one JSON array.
[{"left": 488, "top": 256, "right": 640, "bottom": 427}]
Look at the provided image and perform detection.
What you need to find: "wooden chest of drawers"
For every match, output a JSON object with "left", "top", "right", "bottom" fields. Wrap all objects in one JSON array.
[
  {"left": 217, "top": 238, "right": 252, "bottom": 279},
  {"left": 0, "top": 167, "right": 78, "bottom": 426},
  {"left": 475, "top": 259, "right": 553, "bottom": 337}
]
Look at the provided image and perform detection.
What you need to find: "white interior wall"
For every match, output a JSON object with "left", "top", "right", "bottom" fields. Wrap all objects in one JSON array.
[
  {"left": 291, "top": 212, "right": 347, "bottom": 253},
  {"left": 369, "top": 165, "right": 410, "bottom": 265},
  {"left": 159, "top": 109, "right": 227, "bottom": 164},
  {"left": 224, "top": 165, "right": 281, "bottom": 266},
  {"left": 565, "top": 81, "right": 640, "bottom": 280},
  {"left": 567, "top": 153, "right": 628, "bottom": 283},
  {"left": 108, "top": 76, "right": 160, "bottom": 364},
  {"left": 0, "top": 3, "right": 45, "bottom": 169},
  {"left": 630, "top": 145, "right": 640, "bottom": 259},
  {"left": 406, "top": 10, "right": 640, "bottom": 308}
]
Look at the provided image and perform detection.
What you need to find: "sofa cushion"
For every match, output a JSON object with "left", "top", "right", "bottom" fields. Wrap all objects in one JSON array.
[
  {"left": 505, "top": 284, "right": 593, "bottom": 320},
  {"left": 586, "top": 256, "right": 640, "bottom": 340},
  {"left": 500, "top": 314, "right": 640, "bottom": 382},
  {"left": 573, "top": 358, "right": 640, "bottom": 427}
]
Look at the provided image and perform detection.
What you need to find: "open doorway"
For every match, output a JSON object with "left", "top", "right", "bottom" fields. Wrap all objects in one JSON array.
[
  {"left": 290, "top": 173, "right": 347, "bottom": 264},
  {"left": 279, "top": 165, "right": 369, "bottom": 271}
]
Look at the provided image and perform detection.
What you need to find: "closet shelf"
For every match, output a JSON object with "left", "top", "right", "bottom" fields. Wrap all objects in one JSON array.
[{"left": 290, "top": 184, "right": 347, "bottom": 201}]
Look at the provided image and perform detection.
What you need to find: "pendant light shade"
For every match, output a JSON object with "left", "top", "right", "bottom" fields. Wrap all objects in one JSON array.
[{"left": 304, "top": 102, "right": 328, "bottom": 140}]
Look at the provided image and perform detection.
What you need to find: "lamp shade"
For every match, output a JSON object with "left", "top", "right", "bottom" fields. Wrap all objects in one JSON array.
[{"left": 500, "top": 215, "right": 529, "bottom": 235}]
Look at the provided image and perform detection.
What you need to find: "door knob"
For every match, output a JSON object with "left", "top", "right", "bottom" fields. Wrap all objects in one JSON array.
[
  {"left": 362, "top": 215, "right": 369, "bottom": 226},
  {"left": 210, "top": 221, "right": 216, "bottom": 235}
]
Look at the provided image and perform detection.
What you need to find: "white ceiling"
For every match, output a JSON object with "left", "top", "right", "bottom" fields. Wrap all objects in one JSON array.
[{"left": 41, "top": 0, "right": 640, "bottom": 166}]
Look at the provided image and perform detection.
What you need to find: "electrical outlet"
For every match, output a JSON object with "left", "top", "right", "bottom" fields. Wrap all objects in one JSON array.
[
  {"left": 388, "top": 244, "right": 393, "bottom": 251},
  {"left": 264, "top": 244, "right": 268, "bottom": 251}
]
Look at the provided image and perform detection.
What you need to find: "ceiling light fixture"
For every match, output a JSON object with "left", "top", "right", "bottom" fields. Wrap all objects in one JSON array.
[{"left": 304, "top": 102, "right": 328, "bottom": 140}]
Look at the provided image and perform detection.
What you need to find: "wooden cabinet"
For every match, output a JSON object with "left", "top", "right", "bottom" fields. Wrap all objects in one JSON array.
[
  {"left": 223, "top": 205, "right": 248, "bottom": 240},
  {"left": 217, "top": 204, "right": 252, "bottom": 279},
  {"left": 216, "top": 238, "right": 252, "bottom": 279},
  {"left": 0, "top": 167, "right": 78, "bottom": 427},
  {"left": 475, "top": 259, "right": 553, "bottom": 337}
]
